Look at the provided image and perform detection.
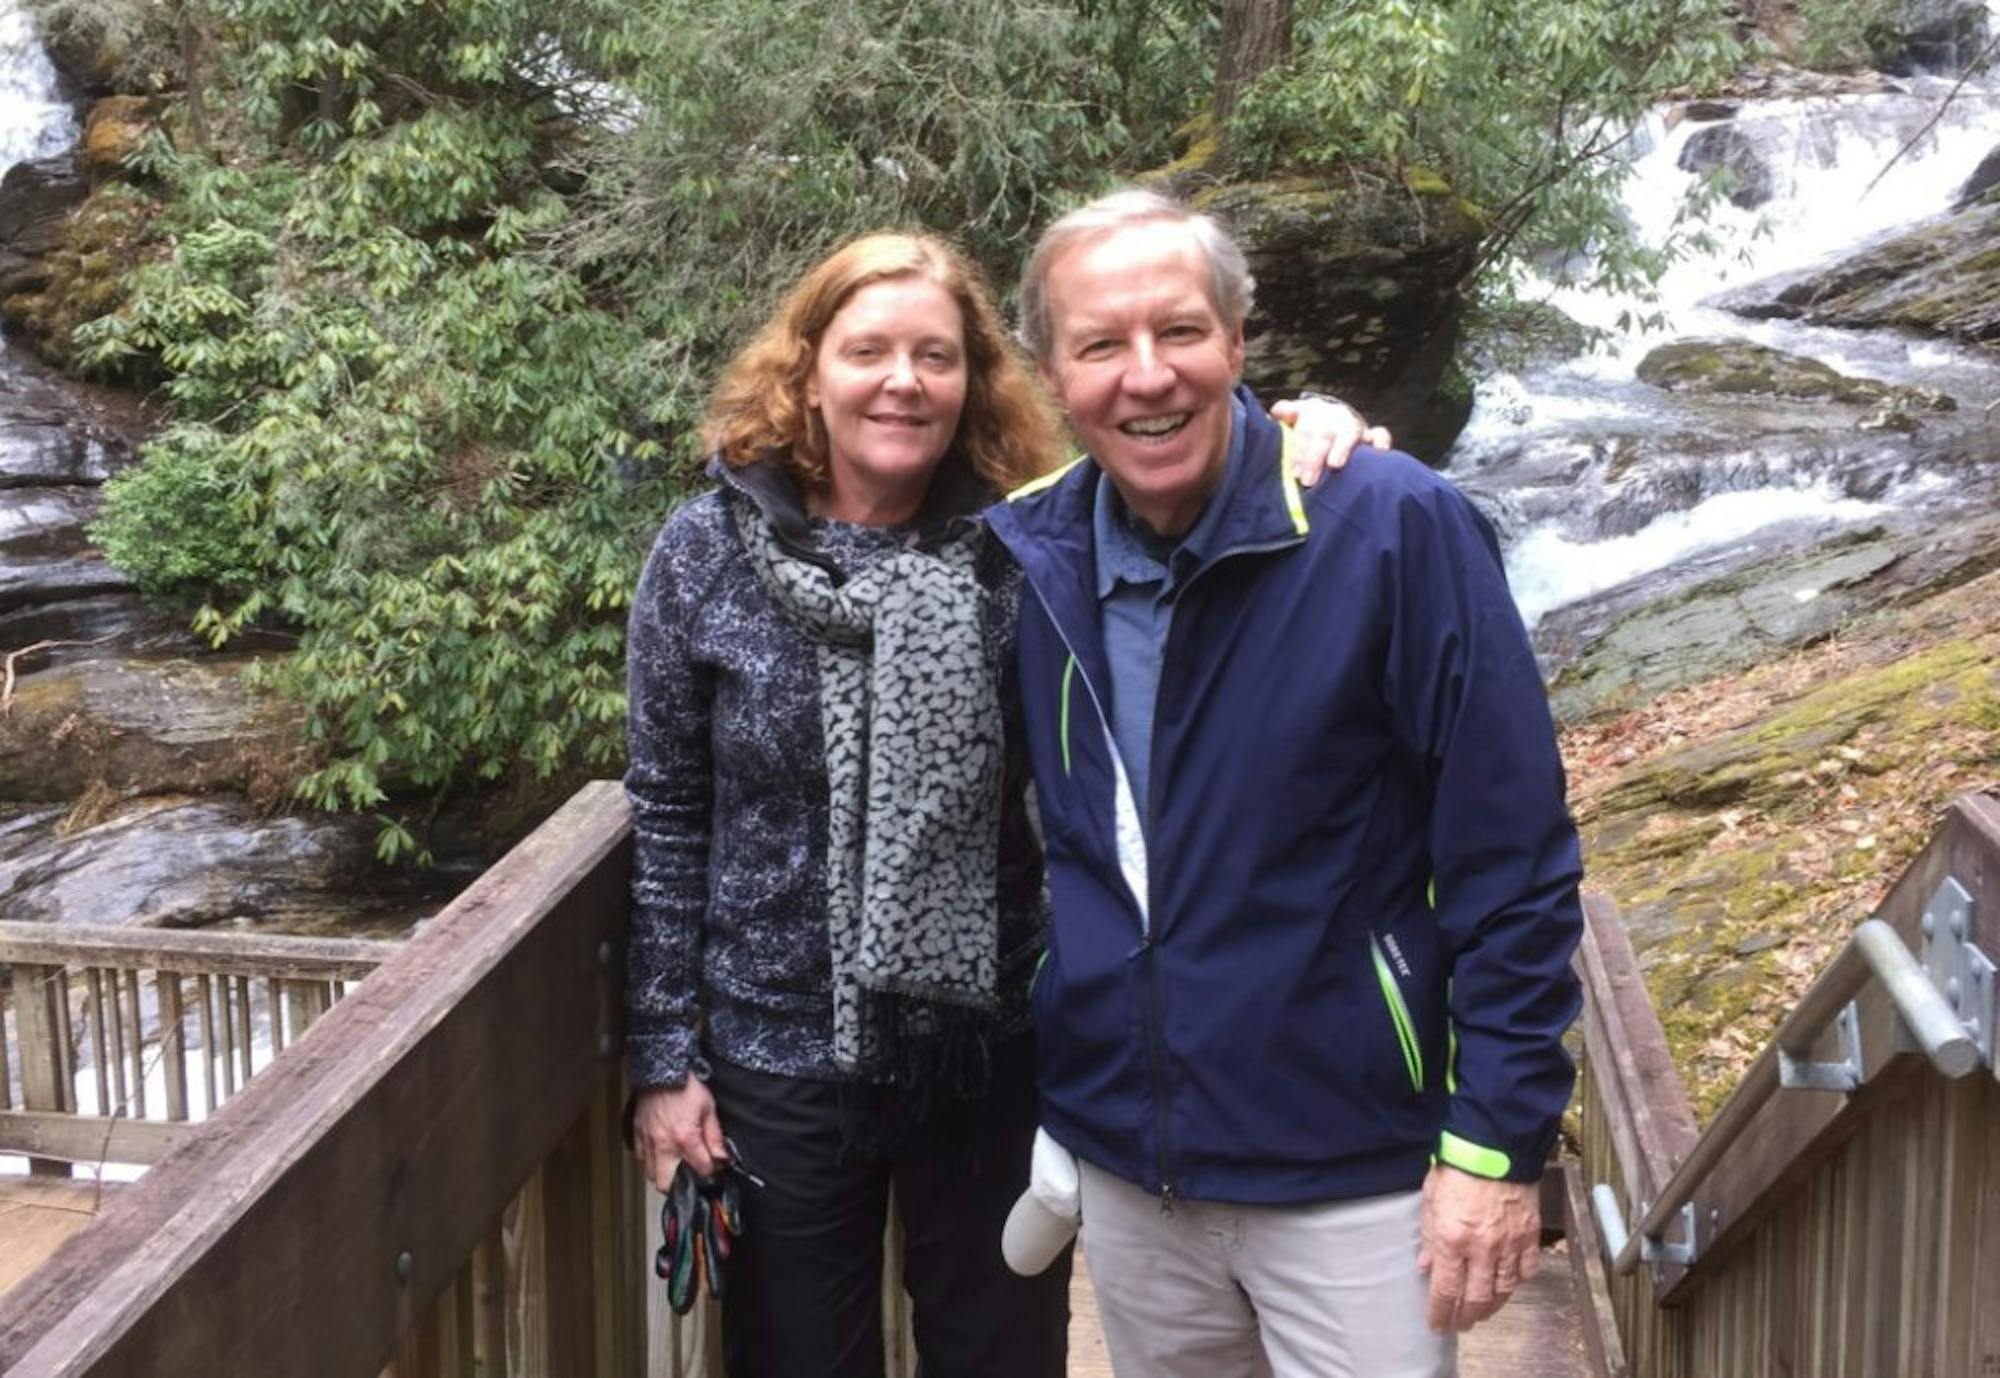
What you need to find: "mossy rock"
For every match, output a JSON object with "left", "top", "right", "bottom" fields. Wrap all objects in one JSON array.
[
  {"left": 1147, "top": 111, "right": 1226, "bottom": 186},
  {"left": 1634, "top": 339, "right": 1952, "bottom": 411},
  {"left": 2, "top": 184, "right": 158, "bottom": 372},
  {"left": 0, "top": 656, "right": 310, "bottom": 803},
  {"left": 1737, "top": 196, "right": 2000, "bottom": 345},
  {"left": 1569, "top": 567, "right": 2000, "bottom": 1117},
  {"left": 1467, "top": 298, "right": 1593, "bottom": 370},
  {"left": 81, "top": 96, "right": 165, "bottom": 180},
  {"left": 1200, "top": 175, "right": 1482, "bottom": 462}
]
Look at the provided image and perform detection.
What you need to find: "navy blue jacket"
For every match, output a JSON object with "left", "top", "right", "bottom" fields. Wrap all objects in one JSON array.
[{"left": 983, "top": 390, "right": 1583, "bottom": 1205}]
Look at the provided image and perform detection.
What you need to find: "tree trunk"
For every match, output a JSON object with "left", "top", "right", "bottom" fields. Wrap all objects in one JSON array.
[
  {"left": 1215, "top": 0, "right": 1294, "bottom": 124},
  {"left": 179, "top": 8, "right": 210, "bottom": 150}
]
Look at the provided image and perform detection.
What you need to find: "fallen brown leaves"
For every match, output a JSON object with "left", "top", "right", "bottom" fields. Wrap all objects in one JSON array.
[{"left": 1562, "top": 567, "right": 2000, "bottom": 1118}]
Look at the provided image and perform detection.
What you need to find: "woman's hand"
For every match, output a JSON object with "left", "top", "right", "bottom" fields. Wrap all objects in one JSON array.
[
  {"left": 633, "top": 1079, "right": 729, "bottom": 1190},
  {"left": 1272, "top": 395, "right": 1394, "bottom": 487}
]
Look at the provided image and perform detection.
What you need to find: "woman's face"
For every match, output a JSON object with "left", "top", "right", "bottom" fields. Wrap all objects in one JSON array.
[{"left": 806, "top": 275, "right": 969, "bottom": 516}]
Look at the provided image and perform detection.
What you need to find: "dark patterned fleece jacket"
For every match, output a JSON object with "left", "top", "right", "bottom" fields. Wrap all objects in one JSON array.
[{"left": 622, "top": 460, "right": 1047, "bottom": 1089}]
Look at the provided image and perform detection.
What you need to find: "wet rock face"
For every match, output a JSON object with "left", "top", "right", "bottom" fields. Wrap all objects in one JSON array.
[
  {"left": 1202, "top": 176, "right": 1483, "bottom": 462},
  {"left": 0, "top": 346, "right": 168, "bottom": 645},
  {"left": 0, "top": 656, "right": 308, "bottom": 802},
  {"left": 1635, "top": 339, "right": 1957, "bottom": 415},
  {"left": 1880, "top": 0, "right": 1991, "bottom": 74},
  {"left": 0, "top": 795, "right": 443, "bottom": 931},
  {"left": 1677, "top": 124, "right": 1773, "bottom": 210},
  {"left": 0, "top": 153, "right": 85, "bottom": 302},
  {"left": 1541, "top": 506, "right": 2000, "bottom": 723},
  {"left": 1953, "top": 145, "right": 2000, "bottom": 210},
  {"left": 1735, "top": 195, "right": 2000, "bottom": 345},
  {"left": 0, "top": 484, "right": 131, "bottom": 611},
  {"left": 0, "top": 593, "right": 201, "bottom": 663}
]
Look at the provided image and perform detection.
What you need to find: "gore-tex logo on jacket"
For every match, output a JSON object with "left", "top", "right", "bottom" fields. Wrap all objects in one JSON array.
[{"left": 1383, "top": 933, "right": 1414, "bottom": 979}]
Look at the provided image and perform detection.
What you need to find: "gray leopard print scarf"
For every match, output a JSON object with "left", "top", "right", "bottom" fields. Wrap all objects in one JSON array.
[{"left": 732, "top": 492, "right": 1002, "bottom": 1076}]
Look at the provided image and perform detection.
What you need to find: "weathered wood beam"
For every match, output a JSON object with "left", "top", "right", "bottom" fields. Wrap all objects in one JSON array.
[
  {"left": 0, "top": 1113, "right": 190, "bottom": 1168},
  {"left": 1558, "top": 1164, "right": 1629, "bottom": 1378},
  {"left": 1575, "top": 890, "right": 1699, "bottom": 1301},
  {"left": 9, "top": 965, "right": 70, "bottom": 1178},
  {"left": 0, "top": 925, "right": 399, "bottom": 982}
]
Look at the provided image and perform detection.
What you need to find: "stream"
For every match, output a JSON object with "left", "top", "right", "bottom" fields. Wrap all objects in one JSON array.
[{"left": 1451, "top": 72, "right": 2000, "bottom": 636}]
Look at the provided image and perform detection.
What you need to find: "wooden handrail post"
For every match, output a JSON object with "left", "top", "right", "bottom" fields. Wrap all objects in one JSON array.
[{"left": 10, "top": 963, "right": 71, "bottom": 1178}]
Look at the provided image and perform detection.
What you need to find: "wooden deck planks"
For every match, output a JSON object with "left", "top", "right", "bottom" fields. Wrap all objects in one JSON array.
[
  {"left": 1459, "top": 1247, "right": 1597, "bottom": 1378},
  {"left": 0, "top": 1178, "right": 111, "bottom": 1300},
  {"left": 1067, "top": 1246, "right": 1114, "bottom": 1378}
]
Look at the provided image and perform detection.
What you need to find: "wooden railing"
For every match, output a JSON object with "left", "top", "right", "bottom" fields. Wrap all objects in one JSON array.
[
  {"left": 1, "top": 923, "right": 396, "bottom": 1173},
  {"left": 0, "top": 781, "right": 926, "bottom": 1378},
  {"left": 1577, "top": 791, "right": 2000, "bottom": 1377},
  {"left": 0, "top": 782, "right": 651, "bottom": 1377}
]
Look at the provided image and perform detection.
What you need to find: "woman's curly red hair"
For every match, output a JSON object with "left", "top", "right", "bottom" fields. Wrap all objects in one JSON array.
[{"left": 703, "top": 232, "right": 1062, "bottom": 497}]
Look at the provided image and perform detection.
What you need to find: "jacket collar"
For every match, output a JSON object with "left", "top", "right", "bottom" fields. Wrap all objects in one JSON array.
[{"left": 989, "top": 385, "right": 1308, "bottom": 574}]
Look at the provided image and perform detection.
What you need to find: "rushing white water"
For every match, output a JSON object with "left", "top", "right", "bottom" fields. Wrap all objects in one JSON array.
[
  {"left": 0, "top": 0, "right": 74, "bottom": 171},
  {"left": 1508, "top": 484, "right": 1894, "bottom": 627},
  {"left": 0, "top": 5, "right": 94, "bottom": 1182},
  {"left": 1547, "top": 93, "right": 2000, "bottom": 372},
  {"left": 1465, "top": 76, "right": 2000, "bottom": 626}
]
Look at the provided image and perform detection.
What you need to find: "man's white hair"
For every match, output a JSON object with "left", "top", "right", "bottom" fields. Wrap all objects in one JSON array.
[{"left": 1018, "top": 188, "right": 1256, "bottom": 366}]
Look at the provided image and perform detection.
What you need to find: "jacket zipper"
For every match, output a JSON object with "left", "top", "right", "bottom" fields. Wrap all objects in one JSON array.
[
  {"left": 1021, "top": 514, "right": 1308, "bottom": 1205},
  {"left": 1371, "top": 932, "right": 1425, "bottom": 1093},
  {"left": 1020, "top": 578, "right": 1176, "bottom": 1199},
  {"left": 1138, "top": 530, "right": 1310, "bottom": 1202}
]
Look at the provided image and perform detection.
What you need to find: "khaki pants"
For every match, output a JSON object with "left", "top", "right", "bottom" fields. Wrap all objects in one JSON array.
[{"left": 1078, "top": 1160, "right": 1456, "bottom": 1378}]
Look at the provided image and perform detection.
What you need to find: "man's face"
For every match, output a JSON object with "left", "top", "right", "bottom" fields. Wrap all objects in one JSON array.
[{"left": 1039, "top": 220, "right": 1246, "bottom": 537}]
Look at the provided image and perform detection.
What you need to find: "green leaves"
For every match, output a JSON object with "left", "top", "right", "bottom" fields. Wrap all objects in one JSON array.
[
  {"left": 1796, "top": 0, "right": 1904, "bottom": 71},
  {"left": 52, "top": 0, "right": 1250, "bottom": 853},
  {"left": 78, "top": 0, "right": 669, "bottom": 849},
  {"left": 1230, "top": 0, "right": 1746, "bottom": 299}
]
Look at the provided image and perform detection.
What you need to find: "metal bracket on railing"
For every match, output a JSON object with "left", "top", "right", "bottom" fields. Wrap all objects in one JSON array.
[
  {"left": 1919, "top": 878, "right": 1995, "bottom": 1070},
  {"left": 1590, "top": 1182, "right": 1630, "bottom": 1267},
  {"left": 1779, "top": 999, "right": 1863, "bottom": 1091},
  {"left": 1593, "top": 1185, "right": 1699, "bottom": 1273},
  {"left": 1638, "top": 1200, "right": 1698, "bottom": 1267}
]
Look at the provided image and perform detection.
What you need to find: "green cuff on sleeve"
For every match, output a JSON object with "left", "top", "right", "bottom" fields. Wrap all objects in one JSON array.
[{"left": 1437, "top": 1130, "right": 1512, "bottom": 1180}]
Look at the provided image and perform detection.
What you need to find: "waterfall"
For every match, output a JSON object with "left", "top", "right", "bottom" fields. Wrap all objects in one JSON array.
[
  {"left": 1455, "top": 76, "right": 2000, "bottom": 629},
  {"left": 0, "top": 0, "right": 76, "bottom": 172}
]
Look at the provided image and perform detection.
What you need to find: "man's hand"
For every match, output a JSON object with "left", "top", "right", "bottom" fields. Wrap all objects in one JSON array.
[
  {"left": 1416, "top": 1163, "right": 1541, "bottom": 1332},
  {"left": 632, "top": 1079, "right": 728, "bottom": 1190},
  {"left": 1270, "top": 396, "right": 1394, "bottom": 487}
]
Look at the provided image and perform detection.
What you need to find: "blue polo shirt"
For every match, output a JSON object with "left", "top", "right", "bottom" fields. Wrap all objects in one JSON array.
[{"left": 1093, "top": 398, "right": 1247, "bottom": 828}]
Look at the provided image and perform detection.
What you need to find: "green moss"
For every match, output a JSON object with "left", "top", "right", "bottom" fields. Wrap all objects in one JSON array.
[
  {"left": 1437, "top": 359, "right": 1473, "bottom": 407},
  {"left": 1154, "top": 111, "right": 1225, "bottom": 181},
  {"left": 8, "top": 185, "right": 159, "bottom": 373},
  {"left": 1743, "top": 639, "right": 1988, "bottom": 751},
  {"left": 1403, "top": 165, "right": 1451, "bottom": 197},
  {"left": 1576, "top": 618, "right": 2000, "bottom": 1119}
]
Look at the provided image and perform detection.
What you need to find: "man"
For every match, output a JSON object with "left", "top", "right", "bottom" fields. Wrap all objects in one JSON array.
[{"left": 984, "top": 189, "right": 1584, "bottom": 1377}]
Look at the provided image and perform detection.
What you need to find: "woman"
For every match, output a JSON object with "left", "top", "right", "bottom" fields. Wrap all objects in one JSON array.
[{"left": 624, "top": 231, "right": 1369, "bottom": 1378}]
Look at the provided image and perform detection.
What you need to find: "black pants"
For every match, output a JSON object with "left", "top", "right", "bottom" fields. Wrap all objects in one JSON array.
[{"left": 706, "top": 1037, "right": 1071, "bottom": 1378}]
